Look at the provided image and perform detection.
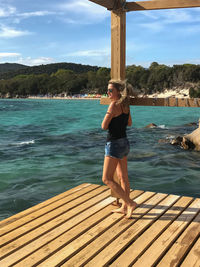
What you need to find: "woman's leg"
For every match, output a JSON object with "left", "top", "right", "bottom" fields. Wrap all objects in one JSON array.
[
  {"left": 102, "top": 156, "right": 136, "bottom": 218},
  {"left": 112, "top": 156, "right": 130, "bottom": 214}
]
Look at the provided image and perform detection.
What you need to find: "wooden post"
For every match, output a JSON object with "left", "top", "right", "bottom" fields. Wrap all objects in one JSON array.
[
  {"left": 110, "top": 2, "right": 126, "bottom": 201},
  {"left": 111, "top": 8, "right": 126, "bottom": 80}
]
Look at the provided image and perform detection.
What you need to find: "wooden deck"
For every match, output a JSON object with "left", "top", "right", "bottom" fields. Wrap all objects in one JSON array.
[{"left": 0, "top": 183, "right": 200, "bottom": 266}]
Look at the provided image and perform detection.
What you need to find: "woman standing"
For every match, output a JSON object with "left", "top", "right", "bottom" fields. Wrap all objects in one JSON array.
[{"left": 102, "top": 80, "right": 137, "bottom": 219}]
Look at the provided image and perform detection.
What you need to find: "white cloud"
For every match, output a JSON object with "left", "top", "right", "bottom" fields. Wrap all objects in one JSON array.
[
  {"left": 0, "top": 5, "right": 16, "bottom": 17},
  {"left": 64, "top": 48, "right": 111, "bottom": 67},
  {"left": 161, "top": 9, "right": 200, "bottom": 24},
  {"left": 18, "top": 11, "right": 54, "bottom": 19},
  {"left": 137, "top": 8, "right": 200, "bottom": 32},
  {"left": 66, "top": 49, "right": 110, "bottom": 57},
  {"left": 141, "top": 8, "right": 200, "bottom": 23},
  {"left": 0, "top": 52, "right": 20, "bottom": 57},
  {"left": 0, "top": 25, "right": 31, "bottom": 38},
  {"left": 140, "top": 22, "right": 164, "bottom": 32},
  {"left": 17, "top": 56, "right": 56, "bottom": 66},
  {"left": 56, "top": 0, "right": 109, "bottom": 24},
  {"left": 59, "top": 0, "right": 106, "bottom": 15},
  {"left": 0, "top": 54, "right": 56, "bottom": 66},
  {"left": 0, "top": 2, "right": 53, "bottom": 21}
]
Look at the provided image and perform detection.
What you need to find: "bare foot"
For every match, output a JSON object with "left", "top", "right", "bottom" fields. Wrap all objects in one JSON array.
[
  {"left": 112, "top": 199, "right": 121, "bottom": 207},
  {"left": 112, "top": 206, "right": 127, "bottom": 214},
  {"left": 125, "top": 201, "right": 137, "bottom": 219}
]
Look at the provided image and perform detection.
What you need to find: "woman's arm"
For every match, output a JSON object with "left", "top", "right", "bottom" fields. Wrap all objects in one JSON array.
[
  {"left": 128, "top": 111, "right": 132, "bottom": 126},
  {"left": 101, "top": 102, "right": 116, "bottom": 130}
]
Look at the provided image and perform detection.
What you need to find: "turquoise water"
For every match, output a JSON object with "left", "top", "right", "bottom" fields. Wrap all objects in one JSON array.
[{"left": 1, "top": 99, "right": 200, "bottom": 220}]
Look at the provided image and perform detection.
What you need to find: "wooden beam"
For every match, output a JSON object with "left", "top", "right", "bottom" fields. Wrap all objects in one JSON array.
[
  {"left": 126, "top": 0, "right": 200, "bottom": 12},
  {"left": 110, "top": 2, "right": 127, "bottom": 197},
  {"left": 100, "top": 97, "right": 200, "bottom": 107},
  {"left": 111, "top": 8, "right": 126, "bottom": 80},
  {"left": 88, "top": 0, "right": 115, "bottom": 10}
]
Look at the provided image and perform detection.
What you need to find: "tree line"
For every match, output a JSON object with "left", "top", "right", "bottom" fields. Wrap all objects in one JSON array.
[
  {"left": 0, "top": 63, "right": 27, "bottom": 74},
  {"left": 0, "top": 62, "right": 99, "bottom": 79},
  {"left": 0, "top": 62, "right": 200, "bottom": 98}
]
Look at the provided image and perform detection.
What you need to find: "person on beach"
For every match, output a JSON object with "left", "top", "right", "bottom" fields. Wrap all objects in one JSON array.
[{"left": 101, "top": 80, "right": 137, "bottom": 219}]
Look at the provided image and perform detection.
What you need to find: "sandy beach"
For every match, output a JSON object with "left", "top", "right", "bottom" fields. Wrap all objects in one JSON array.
[
  {"left": 28, "top": 96, "right": 101, "bottom": 100},
  {"left": 142, "top": 88, "right": 189, "bottom": 98},
  {"left": 27, "top": 89, "right": 190, "bottom": 100}
]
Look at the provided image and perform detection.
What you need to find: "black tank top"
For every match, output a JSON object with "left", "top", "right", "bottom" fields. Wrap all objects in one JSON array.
[{"left": 107, "top": 112, "right": 129, "bottom": 141}]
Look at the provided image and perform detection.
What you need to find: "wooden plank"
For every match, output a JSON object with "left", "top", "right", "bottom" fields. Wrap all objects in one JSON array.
[
  {"left": 1, "top": 196, "right": 117, "bottom": 266},
  {"left": 111, "top": 7, "right": 126, "bottom": 80},
  {"left": 0, "top": 185, "right": 106, "bottom": 247},
  {"left": 181, "top": 236, "right": 200, "bottom": 267},
  {"left": 0, "top": 183, "right": 91, "bottom": 228},
  {"left": 85, "top": 194, "right": 181, "bottom": 266},
  {"left": 59, "top": 192, "right": 167, "bottom": 267},
  {"left": 88, "top": 0, "right": 115, "bottom": 10},
  {"left": 157, "top": 211, "right": 200, "bottom": 266},
  {"left": 132, "top": 198, "right": 200, "bottom": 266},
  {"left": 131, "top": 97, "right": 165, "bottom": 106},
  {"left": 126, "top": 0, "right": 200, "bottom": 11},
  {"left": 0, "top": 186, "right": 110, "bottom": 258},
  {"left": 35, "top": 191, "right": 156, "bottom": 267},
  {"left": 110, "top": 196, "right": 193, "bottom": 266},
  {"left": 0, "top": 184, "right": 100, "bottom": 237},
  {"left": 101, "top": 97, "right": 165, "bottom": 105},
  {"left": 100, "top": 97, "right": 200, "bottom": 107},
  {"left": 6, "top": 190, "right": 143, "bottom": 267}
]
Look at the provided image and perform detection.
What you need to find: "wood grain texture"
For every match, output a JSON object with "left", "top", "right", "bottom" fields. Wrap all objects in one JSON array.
[
  {"left": 126, "top": 0, "right": 200, "bottom": 11},
  {"left": 88, "top": 0, "right": 115, "bottom": 10},
  {"left": 1, "top": 184, "right": 199, "bottom": 267},
  {"left": 100, "top": 97, "right": 200, "bottom": 107},
  {"left": 111, "top": 8, "right": 126, "bottom": 80}
]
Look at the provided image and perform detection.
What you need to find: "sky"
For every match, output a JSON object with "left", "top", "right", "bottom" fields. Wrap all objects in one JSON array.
[{"left": 0, "top": 0, "right": 200, "bottom": 68}]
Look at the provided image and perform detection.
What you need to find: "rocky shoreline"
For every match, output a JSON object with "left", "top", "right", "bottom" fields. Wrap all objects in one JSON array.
[{"left": 145, "top": 120, "right": 200, "bottom": 151}]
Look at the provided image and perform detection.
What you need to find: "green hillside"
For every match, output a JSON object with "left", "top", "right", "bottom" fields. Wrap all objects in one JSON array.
[
  {"left": 0, "top": 63, "right": 28, "bottom": 74},
  {"left": 0, "top": 62, "right": 99, "bottom": 79}
]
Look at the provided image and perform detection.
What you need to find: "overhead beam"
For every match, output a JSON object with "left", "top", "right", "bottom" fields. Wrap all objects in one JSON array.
[
  {"left": 100, "top": 97, "right": 200, "bottom": 107},
  {"left": 88, "top": 0, "right": 115, "bottom": 10},
  {"left": 126, "top": 0, "right": 200, "bottom": 11}
]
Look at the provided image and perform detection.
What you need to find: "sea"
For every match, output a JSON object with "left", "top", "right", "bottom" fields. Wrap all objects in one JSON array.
[{"left": 1, "top": 98, "right": 200, "bottom": 220}]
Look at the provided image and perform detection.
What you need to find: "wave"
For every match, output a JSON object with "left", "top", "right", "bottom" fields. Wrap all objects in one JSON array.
[
  {"left": 166, "top": 135, "right": 176, "bottom": 140},
  {"left": 11, "top": 140, "right": 35, "bottom": 146},
  {"left": 158, "top": 125, "right": 167, "bottom": 129}
]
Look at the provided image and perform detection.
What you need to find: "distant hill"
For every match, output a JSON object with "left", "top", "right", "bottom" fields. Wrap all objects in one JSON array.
[
  {"left": 0, "top": 63, "right": 28, "bottom": 74},
  {"left": 0, "top": 62, "right": 99, "bottom": 79}
]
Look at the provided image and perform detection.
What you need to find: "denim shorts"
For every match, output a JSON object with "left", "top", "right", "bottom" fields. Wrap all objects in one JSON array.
[{"left": 105, "top": 137, "right": 130, "bottom": 159}]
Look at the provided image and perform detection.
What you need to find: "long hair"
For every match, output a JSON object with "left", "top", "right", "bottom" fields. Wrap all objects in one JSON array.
[{"left": 108, "top": 79, "right": 136, "bottom": 110}]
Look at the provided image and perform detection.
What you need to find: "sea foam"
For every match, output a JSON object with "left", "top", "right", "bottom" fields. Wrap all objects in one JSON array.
[{"left": 12, "top": 140, "right": 35, "bottom": 146}]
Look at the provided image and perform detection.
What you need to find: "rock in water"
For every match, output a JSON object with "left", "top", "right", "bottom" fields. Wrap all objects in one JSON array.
[
  {"left": 145, "top": 123, "right": 157, "bottom": 128},
  {"left": 170, "top": 136, "right": 183, "bottom": 146},
  {"left": 158, "top": 139, "right": 169, "bottom": 143},
  {"left": 184, "top": 122, "right": 197, "bottom": 127},
  {"left": 171, "top": 119, "right": 200, "bottom": 151},
  {"left": 183, "top": 120, "right": 200, "bottom": 151},
  {"left": 181, "top": 137, "right": 196, "bottom": 150}
]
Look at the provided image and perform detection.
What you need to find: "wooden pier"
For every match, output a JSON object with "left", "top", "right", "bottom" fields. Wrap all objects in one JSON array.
[{"left": 0, "top": 183, "right": 200, "bottom": 266}]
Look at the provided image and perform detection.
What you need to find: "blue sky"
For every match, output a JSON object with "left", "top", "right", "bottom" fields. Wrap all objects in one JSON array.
[{"left": 0, "top": 0, "right": 200, "bottom": 68}]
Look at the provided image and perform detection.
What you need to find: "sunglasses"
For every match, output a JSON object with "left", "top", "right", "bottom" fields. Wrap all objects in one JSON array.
[{"left": 107, "top": 89, "right": 113, "bottom": 93}]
